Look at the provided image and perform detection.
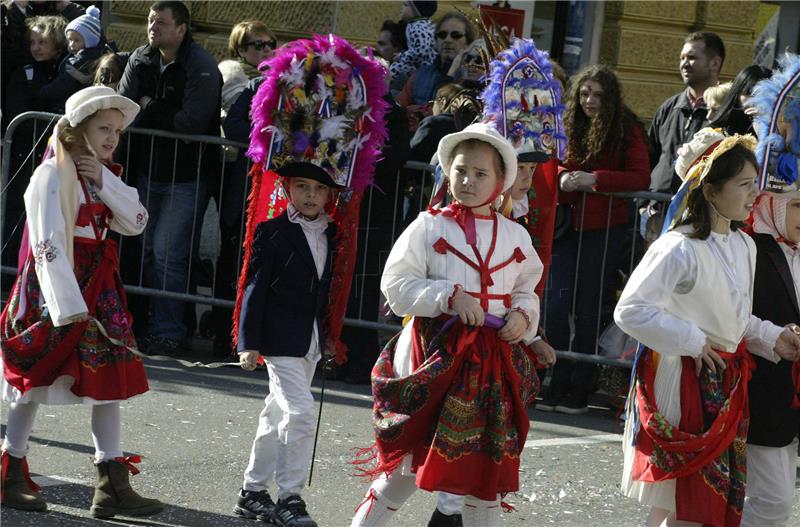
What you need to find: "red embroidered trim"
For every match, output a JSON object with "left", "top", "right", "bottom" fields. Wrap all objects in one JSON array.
[
  {"left": 510, "top": 307, "right": 531, "bottom": 330},
  {"left": 431, "top": 219, "right": 525, "bottom": 311}
]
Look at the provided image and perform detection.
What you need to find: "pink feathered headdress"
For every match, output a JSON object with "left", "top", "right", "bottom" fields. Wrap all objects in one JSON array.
[{"left": 234, "top": 35, "right": 389, "bottom": 365}]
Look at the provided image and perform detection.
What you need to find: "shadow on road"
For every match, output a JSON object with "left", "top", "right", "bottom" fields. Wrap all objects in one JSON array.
[{"left": 2, "top": 480, "right": 255, "bottom": 527}]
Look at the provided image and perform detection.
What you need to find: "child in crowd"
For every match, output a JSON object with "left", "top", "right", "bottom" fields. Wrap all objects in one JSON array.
[
  {"left": 740, "top": 52, "right": 800, "bottom": 527},
  {"left": 424, "top": 37, "right": 565, "bottom": 527},
  {"left": 615, "top": 128, "right": 800, "bottom": 527},
  {"left": 351, "top": 122, "right": 543, "bottom": 527},
  {"left": 231, "top": 36, "right": 389, "bottom": 527},
  {"left": 389, "top": 1, "right": 437, "bottom": 92},
  {"left": 703, "top": 82, "right": 731, "bottom": 122},
  {"left": 0, "top": 86, "right": 162, "bottom": 519},
  {"left": 57, "top": 5, "right": 111, "bottom": 95}
]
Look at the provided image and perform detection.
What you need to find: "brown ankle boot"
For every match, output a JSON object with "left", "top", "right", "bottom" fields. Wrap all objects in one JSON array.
[
  {"left": 1, "top": 451, "right": 47, "bottom": 511},
  {"left": 90, "top": 457, "right": 163, "bottom": 518}
]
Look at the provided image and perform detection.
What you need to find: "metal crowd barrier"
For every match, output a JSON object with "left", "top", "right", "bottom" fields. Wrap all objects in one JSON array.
[{"left": 1, "top": 111, "right": 673, "bottom": 369}]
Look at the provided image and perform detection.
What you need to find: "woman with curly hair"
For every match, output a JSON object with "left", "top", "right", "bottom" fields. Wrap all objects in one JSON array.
[{"left": 539, "top": 64, "right": 650, "bottom": 414}]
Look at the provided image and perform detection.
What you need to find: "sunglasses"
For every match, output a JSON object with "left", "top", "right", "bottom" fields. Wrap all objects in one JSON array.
[
  {"left": 244, "top": 39, "right": 277, "bottom": 51},
  {"left": 436, "top": 30, "right": 465, "bottom": 41}
]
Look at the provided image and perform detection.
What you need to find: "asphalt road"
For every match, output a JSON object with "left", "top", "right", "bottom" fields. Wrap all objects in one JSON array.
[{"left": 2, "top": 358, "right": 798, "bottom": 527}]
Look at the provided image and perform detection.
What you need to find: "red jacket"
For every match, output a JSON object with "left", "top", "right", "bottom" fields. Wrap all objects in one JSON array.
[{"left": 558, "top": 124, "right": 650, "bottom": 231}]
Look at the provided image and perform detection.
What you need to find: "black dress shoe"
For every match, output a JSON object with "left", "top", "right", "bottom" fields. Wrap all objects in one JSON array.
[{"left": 428, "top": 509, "right": 463, "bottom": 527}]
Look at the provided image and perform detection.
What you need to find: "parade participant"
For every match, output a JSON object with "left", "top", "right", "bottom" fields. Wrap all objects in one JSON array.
[
  {"left": 0, "top": 86, "right": 162, "bottom": 519},
  {"left": 350, "top": 121, "right": 543, "bottom": 527},
  {"left": 740, "top": 52, "right": 800, "bottom": 527},
  {"left": 423, "top": 37, "right": 566, "bottom": 527},
  {"left": 614, "top": 127, "right": 800, "bottom": 527},
  {"left": 231, "top": 35, "right": 388, "bottom": 527}
]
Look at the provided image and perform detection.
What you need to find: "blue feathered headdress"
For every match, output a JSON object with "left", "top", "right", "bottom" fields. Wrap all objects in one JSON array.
[
  {"left": 750, "top": 53, "right": 800, "bottom": 194},
  {"left": 481, "top": 38, "right": 566, "bottom": 162}
]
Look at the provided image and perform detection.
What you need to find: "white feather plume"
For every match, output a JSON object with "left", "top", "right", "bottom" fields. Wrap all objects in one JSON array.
[{"left": 318, "top": 115, "right": 351, "bottom": 142}]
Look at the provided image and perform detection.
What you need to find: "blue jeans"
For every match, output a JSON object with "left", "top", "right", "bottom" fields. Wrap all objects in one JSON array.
[{"left": 138, "top": 180, "right": 206, "bottom": 340}]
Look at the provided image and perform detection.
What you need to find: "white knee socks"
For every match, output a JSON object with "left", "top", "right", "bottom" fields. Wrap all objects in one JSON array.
[
  {"left": 350, "top": 472, "right": 417, "bottom": 527},
  {"left": 91, "top": 403, "right": 123, "bottom": 462},
  {"left": 2, "top": 402, "right": 40, "bottom": 458},
  {"left": 462, "top": 495, "right": 501, "bottom": 527}
]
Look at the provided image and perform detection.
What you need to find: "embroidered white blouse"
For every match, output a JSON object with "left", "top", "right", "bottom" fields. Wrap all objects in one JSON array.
[
  {"left": 381, "top": 210, "right": 543, "bottom": 345},
  {"left": 22, "top": 158, "right": 148, "bottom": 327}
]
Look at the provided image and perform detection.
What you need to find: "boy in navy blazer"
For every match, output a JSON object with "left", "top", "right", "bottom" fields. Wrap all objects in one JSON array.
[{"left": 234, "top": 162, "right": 340, "bottom": 527}]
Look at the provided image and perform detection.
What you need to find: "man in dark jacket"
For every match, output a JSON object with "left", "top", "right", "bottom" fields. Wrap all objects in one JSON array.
[
  {"left": 648, "top": 32, "right": 724, "bottom": 195},
  {"left": 117, "top": 0, "right": 221, "bottom": 352}
]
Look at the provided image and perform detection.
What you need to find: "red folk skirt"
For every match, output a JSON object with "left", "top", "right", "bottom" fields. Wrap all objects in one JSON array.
[
  {"left": 356, "top": 316, "right": 540, "bottom": 500},
  {"left": 631, "top": 343, "right": 753, "bottom": 527},
  {"left": 1, "top": 237, "right": 148, "bottom": 401}
]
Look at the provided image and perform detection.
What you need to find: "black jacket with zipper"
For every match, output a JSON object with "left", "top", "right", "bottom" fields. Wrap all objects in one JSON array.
[{"left": 117, "top": 33, "right": 221, "bottom": 185}]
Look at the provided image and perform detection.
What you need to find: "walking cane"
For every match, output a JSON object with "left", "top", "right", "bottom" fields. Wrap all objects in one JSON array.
[{"left": 308, "top": 357, "right": 333, "bottom": 486}]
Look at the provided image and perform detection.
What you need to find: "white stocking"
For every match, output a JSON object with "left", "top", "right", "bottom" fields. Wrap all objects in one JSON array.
[
  {"left": 462, "top": 495, "right": 501, "bottom": 527},
  {"left": 350, "top": 471, "right": 417, "bottom": 527},
  {"left": 2, "top": 402, "right": 39, "bottom": 458},
  {"left": 91, "top": 403, "right": 122, "bottom": 462}
]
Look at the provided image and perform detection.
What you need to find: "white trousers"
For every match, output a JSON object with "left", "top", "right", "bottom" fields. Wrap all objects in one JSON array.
[
  {"left": 351, "top": 471, "right": 501, "bottom": 527},
  {"left": 1, "top": 401, "right": 122, "bottom": 462},
  {"left": 741, "top": 439, "right": 798, "bottom": 527},
  {"left": 242, "top": 354, "right": 319, "bottom": 500}
]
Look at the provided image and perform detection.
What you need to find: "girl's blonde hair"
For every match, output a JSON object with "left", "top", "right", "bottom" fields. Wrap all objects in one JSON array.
[
  {"left": 26, "top": 16, "right": 67, "bottom": 54},
  {"left": 227, "top": 20, "right": 275, "bottom": 58}
]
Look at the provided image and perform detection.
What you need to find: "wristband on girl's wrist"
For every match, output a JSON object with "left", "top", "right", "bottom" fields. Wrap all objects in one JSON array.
[
  {"left": 510, "top": 307, "right": 531, "bottom": 330},
  {"left": 447, "top": 284, "right": 463, "bottom": 310}
]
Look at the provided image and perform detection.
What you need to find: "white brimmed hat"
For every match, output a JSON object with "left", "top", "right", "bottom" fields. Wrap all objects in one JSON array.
[
  {"left": 437, "top": 122, "right": 519, "bottom": 192},
  {"left": 61, "top": 86, "right": 140, "bottom": 130}
]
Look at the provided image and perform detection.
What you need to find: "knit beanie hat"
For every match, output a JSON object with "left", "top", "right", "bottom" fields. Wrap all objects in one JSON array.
[
  {"left": 65, "top": 5, "right": 102, "bottom": 49},
  {"left": 410, "top": 1, "right": 437, "bottom": 18}
]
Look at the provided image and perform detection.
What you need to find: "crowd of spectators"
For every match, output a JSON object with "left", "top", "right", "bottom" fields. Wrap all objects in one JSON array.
[{"left": 0, "top": 0, "right": 783, "bottom": 400}]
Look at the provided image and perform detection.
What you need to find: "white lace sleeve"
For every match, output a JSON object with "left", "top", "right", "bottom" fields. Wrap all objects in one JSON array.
[{"left": 24, "top": 163, "right": 87, "bottom": 326}]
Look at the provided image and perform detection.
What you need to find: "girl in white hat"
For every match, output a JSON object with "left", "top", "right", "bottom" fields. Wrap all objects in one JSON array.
[
  {"left": 351, "top": 123, "right": 544, "bottom": 527},
  {"left": 0, "top": 86, "right": 162, "bottom": 519},
  {"left": 614, "top": 128, "right": 800, "bottom": 527}
]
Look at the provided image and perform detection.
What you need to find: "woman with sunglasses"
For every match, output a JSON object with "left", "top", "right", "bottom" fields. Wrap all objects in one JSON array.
[
  {"left": 447, "top": 38, "right": 488, "bottom": 90},
  {"left": 396, "top": 12, "right": 474, "bottom": 108}
]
